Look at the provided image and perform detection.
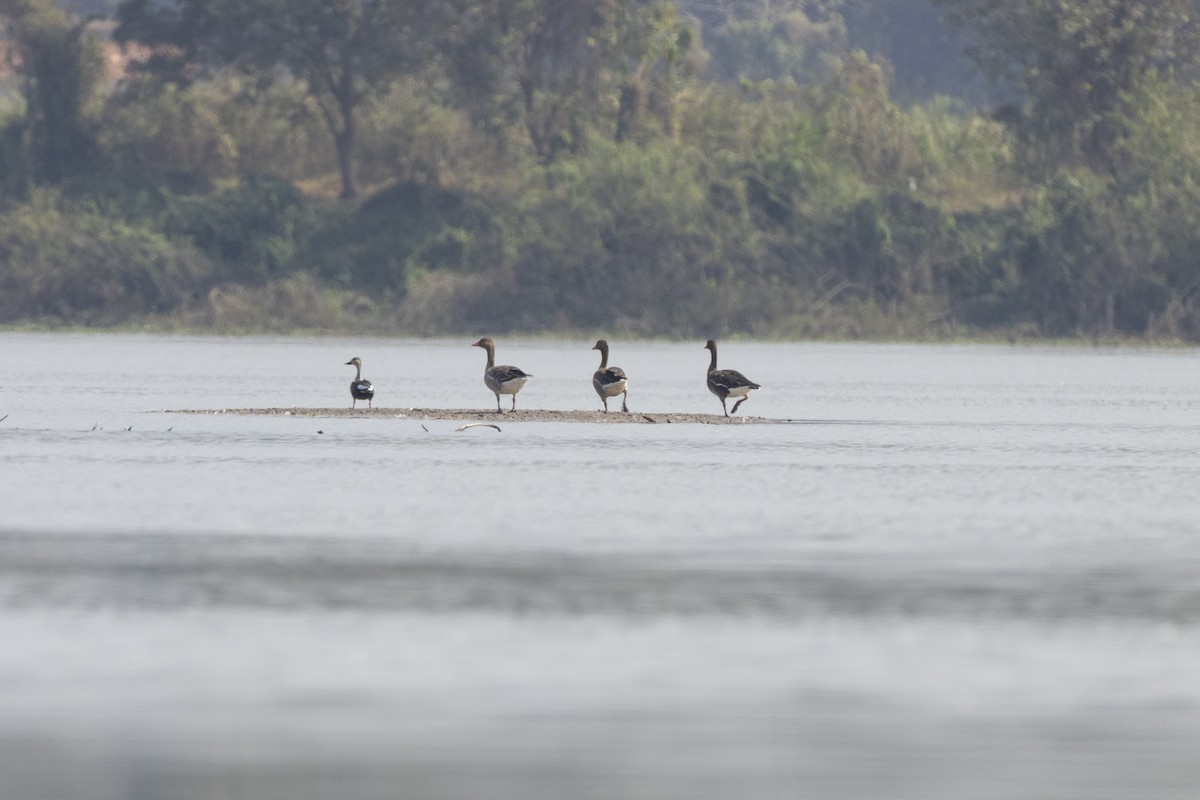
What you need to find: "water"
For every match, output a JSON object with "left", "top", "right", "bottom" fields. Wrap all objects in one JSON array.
[{"left": 1, "top": 332, "right": 1198, "bottom": 799}]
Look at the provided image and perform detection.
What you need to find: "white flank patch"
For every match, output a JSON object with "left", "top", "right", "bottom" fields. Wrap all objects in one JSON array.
[
  {"left": 600, "top": 379, "right": 628, "bottom": 396},
  {"left": 498, "top": 376, "right": 531, "bottom": 394}
]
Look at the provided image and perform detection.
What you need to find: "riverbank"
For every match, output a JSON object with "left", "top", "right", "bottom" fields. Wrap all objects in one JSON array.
[{"left": 5, "top": 319, "right": 1196, "bottom": 348}]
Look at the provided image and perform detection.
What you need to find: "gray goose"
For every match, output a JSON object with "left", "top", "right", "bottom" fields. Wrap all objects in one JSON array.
[
  {"left": 592, "top": 339, "right": 629, "bottom": 413},
  {"left": 472, "top": 337, "right": 532, "bottom": 412},
  {"left": 704, "top": 339, "right": 760, "bottom": 416},
  {"left": 345, "top": 357, "right": 374, "bottom": 409}
]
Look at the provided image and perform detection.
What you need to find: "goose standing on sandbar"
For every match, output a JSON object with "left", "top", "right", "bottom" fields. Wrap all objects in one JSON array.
[
  {"left": 472, "top": 337, "right": 532, "bottom": 412},
  {"left": 704, "top": 339, "right": 760, "bottom": 416},
  {"left": 345, "top": 357, "right": 375, "bottom": 409},
  {"left": 591, "top": 339, "right": 629, "bottom": 413}
]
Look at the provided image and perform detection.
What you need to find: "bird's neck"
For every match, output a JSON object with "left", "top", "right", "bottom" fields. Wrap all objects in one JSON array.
[
  {"left": 596, "top": 348, "right": 608, "bottom": 371},
  {"left": 354, "top": 364, "right": 363, "bottom": 381},
  {"left": 707, "top": 348, "right": 718, "bottom": 374},
  {"left": 483, "top": 347, "right": 495, "bottom": 369}
]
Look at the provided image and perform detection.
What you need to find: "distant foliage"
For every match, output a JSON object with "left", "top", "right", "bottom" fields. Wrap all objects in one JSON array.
[
  {"left": 1, "top": 0, "right": 105, "bottom": 182},
  {"left": 99, "top": 79, "right": 237, "bottom": 182},
  {"left": 507, "top": 140, "right": 735, "bottom": 332},
  {"left": 163, "top": 175, "right": 317, "bottom": 284},
  {"left": 194, "top": 274, "right": 387, "bottom": 333},
  {"left": 1, "top": 0, "right": 1200, "bottom": 339},
  {"left": 699, "top": 2, "right": 846, "bottom": 85},
  {"left": 0, "top": 189, "right": 213, "bottom": 324},
  {"left": 304, "top": 180, "right": 503, "bottom": 294}
]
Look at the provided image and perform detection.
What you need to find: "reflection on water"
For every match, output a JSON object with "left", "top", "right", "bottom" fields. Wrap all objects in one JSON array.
[
  {"left": 1, "top": 532, "right": 1198, "bottom": 622},
  {"left": 1, "top": 333, "right": 1199, "bottom": 799}
]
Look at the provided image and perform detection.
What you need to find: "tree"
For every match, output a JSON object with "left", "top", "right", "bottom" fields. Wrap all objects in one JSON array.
[
  {"left": 693, "top": 0, "right": 846, "bottom": 86},
  {"left": 935, "top": 0, "right": 1200, "bottom": 173},
  {"left": 442, "top": 0, "right": 683, "bottom": 161},
  {"left": 114, "top": 0, "right": 441, "bottom": 199},
  {"left": 613, "top": 2, "right": 699, "bottom": 143},
  {"left": 840, "top": 0, "right": 992, "bottom": 104},
  {"left": 0, "top": 0, "right": 104, "bottom": 183}
]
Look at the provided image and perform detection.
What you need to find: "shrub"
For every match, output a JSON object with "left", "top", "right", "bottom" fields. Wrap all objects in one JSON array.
[
  {"left": 302, "top": 181, "right": 502, "bottom": 293},
  {"left": 163, "top": 175, "right": 318, "bottom": 283},
  {"left": 98, "top": 78, "right": 238, "bottom": 184},
  {"left": 192, "top": 274, "right": 388, "bottom": 333},
  {"left": 0, "top": 189, "right": 213, "bottom": 324}
]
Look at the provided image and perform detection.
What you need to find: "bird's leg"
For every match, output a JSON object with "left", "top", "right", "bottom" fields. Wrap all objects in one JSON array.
[
  {"left": 368, "top": 398, "right": 373, "bottom": 409},
  {"left": 731, "top": 397, "right": 747, "bottom": 414},
  {"left": 621, "top": 392, "right": 628, "bottom": 413},
  {"left": 495, "top": 395, "right": 502, "bottom": 413},
  {"left": 721, "top": 398, "right": 729, "bottom": 417},
  {"left": 602, "top": 397, "right": 608, "bottom": 413},
  {"left": 511, "top": 395, "right": 517, "bottom": 412}
]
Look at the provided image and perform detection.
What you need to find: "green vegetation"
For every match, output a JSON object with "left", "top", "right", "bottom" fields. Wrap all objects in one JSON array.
[{"left": 1, "top": 0, "right": 1200, "bottom": 340}]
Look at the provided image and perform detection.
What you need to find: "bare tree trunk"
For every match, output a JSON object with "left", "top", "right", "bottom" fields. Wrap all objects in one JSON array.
[
  {"left": 335, "top": 72, "right": 358, "bottom": 200},
  {"left": 313, "top": 64, "right": 360, "bottom": 201},
  {"left": 336, "top": 112, "right": 357, "bottom": 200}
]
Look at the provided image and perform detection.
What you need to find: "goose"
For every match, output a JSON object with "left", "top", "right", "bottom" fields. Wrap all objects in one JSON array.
[
  {"left": 345, "top": 357, "right": 374, "bottom": 409},
  {"left": 704, "top": 339, "right": 760, "bottom": 416},
  {"left": 472, "top": 337, "right": 532, "bottom": 412},
  {"left": 592, "top": 339, "right": 629, "bottom": 413}
]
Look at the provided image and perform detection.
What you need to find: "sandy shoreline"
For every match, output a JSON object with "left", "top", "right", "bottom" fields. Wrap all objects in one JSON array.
[{"left": 160, "top": 407, "right": 765, "bottom": 424}]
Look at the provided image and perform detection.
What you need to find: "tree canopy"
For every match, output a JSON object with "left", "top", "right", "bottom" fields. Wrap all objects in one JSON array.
[
  {"left": 935, "top": 0, "right": 1200, "bottom": 173},
  {"left": 114, "top": 0, "right": 442, "bottom": 198},
  {"left": 3, "top": 0, "right": 1200, "bottom": 339},
  {"left": 0, "top": 0, "right": 103, "bottom": 182}
]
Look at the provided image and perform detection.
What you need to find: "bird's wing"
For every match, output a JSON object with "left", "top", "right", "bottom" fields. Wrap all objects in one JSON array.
[
  {"left": 709, "top": 369, "right": 759, "bottom": 390},
  {"left": 491, "top": 365, "right": 531, "bottom": 382},
  {"left": 595, "top": 367, "right": 627, "bottom": 385}
]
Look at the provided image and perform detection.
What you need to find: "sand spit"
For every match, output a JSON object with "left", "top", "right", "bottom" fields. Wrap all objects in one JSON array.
[{"left": 160, "top": 407, "right": 766, "bottom": 424}]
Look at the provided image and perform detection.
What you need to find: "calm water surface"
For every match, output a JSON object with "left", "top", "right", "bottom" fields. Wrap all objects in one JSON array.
[{"left": 0, "top": 332, "right": 1198, "bottom": 799}]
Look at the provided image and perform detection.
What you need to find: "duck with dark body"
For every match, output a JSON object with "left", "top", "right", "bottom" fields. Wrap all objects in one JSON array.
[
  {"left": 472, "top": 337, "right": 533, "bottom": 412},
  {"left": 345, "top": 357, "right": 374, "bottom": 409},
  {"left": 704, "top": 339, "right": 760, "bottom": 416},
  {"left": 591, "top": 339, "right": 629, "bottom": 413}
]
